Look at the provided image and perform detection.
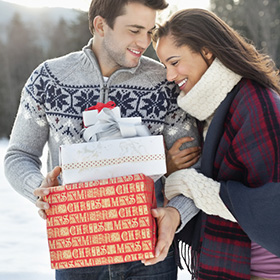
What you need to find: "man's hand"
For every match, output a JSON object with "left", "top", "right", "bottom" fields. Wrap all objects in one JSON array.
[
  {"left": 142, "top": 207, "right": 180, "bottom": 266},
  {"left": 166, "top": 137, "right": 200, "bottom": 176},
  {"left": 33, "top": 166, "right": 61, "bottom": 220}
]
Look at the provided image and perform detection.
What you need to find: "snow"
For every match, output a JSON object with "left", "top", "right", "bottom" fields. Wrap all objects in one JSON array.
[{"left": 0, "top": 138, "right": 191, "bottom": 279}]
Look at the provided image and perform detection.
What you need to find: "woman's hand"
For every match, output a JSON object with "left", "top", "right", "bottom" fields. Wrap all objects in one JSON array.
[{"left": 166, "top": 137, "right": 201, "bottom": 176}]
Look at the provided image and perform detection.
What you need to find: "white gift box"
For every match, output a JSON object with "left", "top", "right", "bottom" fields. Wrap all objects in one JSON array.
[{"left": 60, "top": 135, "right": 166, "bottom": 184}]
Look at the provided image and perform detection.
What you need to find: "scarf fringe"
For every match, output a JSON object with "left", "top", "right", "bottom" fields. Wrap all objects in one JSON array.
[{"left": 174, "top": 240, "right": 199, "bottom": 279}]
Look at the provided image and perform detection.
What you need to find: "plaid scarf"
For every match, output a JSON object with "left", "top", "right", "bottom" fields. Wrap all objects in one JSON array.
[{"left": 197, "top": 78, "right": 280, "bottom": 279}]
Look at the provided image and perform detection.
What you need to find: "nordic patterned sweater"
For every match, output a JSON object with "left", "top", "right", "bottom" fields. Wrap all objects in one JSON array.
[{"left": 4, "top": 39, "right": 200, "bottom": 225}]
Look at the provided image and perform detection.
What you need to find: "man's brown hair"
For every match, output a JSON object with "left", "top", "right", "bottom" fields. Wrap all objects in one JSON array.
[{"left": 88, "top": 0, "right": 168, "bottom": 35}]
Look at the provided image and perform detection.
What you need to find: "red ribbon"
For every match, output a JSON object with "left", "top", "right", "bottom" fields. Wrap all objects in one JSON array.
[{"left": 85, "top": 101, "right": 116, "bottom": 113}]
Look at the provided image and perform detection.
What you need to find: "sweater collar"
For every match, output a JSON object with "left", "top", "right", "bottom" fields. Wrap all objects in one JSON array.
[
  {"left": 177, "top": 58, "right": 242, "bottom": 121},
  {"left": 83, "top": 38, "right": 141, "bottom": 75}
]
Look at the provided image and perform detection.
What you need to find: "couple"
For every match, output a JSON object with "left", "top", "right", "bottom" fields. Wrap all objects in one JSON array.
[{"left": 4, "top": 0, "right": 280, "bottom": 279}]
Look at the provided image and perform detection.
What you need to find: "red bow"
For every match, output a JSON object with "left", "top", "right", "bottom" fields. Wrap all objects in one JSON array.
[{"left": 85, "top": 101, "right": 116, "bottom": 113}]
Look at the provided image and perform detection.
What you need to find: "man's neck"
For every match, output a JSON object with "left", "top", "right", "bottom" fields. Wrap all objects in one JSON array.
[{"left": 91, "top": 40, "right": 119, "bottom": 77}]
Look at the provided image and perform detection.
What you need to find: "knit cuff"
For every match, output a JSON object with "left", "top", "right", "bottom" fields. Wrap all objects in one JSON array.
[
  {"left": 165, "top": 169, "right": 192, "bottom": 200},
  {"left": 167, "top": 195, "right": 200, "bottom": 232},
  {"left": 23, "top": 174, "right": 44, "bottom": 204},
  {"left": 165, "top": 168, "right": 236, "bottom": 222}
]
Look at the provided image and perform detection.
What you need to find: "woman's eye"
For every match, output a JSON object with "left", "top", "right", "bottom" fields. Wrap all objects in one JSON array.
[
  {"left": 171, "top": 61, "right": 178, "bottom": 66},
  {"left": 130, "top": 30, "right": 139, "bottom": 34}
]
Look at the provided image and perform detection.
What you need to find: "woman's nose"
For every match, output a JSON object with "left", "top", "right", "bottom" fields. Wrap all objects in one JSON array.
[{"left": 166, "top": 68, "right": 177, "bottom": 82}]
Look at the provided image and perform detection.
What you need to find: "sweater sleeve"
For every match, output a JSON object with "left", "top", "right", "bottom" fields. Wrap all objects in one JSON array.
[
  {"left": 161, "top": 82, "right": 202, "bottom": 158},
  {"left": 165, "top": 168, "right": 236, "bottom": 222},
  {"left": 4, "top": 64, "right": 49, "bottom": 203},
  {"left": 167, "top": 195, "right": 200, "bottom": 232}
]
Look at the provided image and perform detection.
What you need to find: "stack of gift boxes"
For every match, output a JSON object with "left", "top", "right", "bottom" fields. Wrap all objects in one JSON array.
[{"left": 44, "top": 103, "right": 166, "bottom": 269}]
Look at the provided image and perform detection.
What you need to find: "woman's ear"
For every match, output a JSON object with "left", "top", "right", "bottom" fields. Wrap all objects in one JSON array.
[
  {"left": 93, "top": 16, "right": 107, "bottom": 37},
  {"left": 202, "top": 47, "right": 214, "bottom": 61}
]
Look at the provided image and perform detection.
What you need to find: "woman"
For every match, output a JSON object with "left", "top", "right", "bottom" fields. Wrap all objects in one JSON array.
[{"left": 153, "top": 8, "right": 280, "bottom": 280}]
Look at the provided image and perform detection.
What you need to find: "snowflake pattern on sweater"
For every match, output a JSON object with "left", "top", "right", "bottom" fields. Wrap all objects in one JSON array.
[
  {"left": 5, "top": 40, "right": 201, "bottom": 203},
  {"left": 22, "top": 57, "right": 194, "bottom": 147}
]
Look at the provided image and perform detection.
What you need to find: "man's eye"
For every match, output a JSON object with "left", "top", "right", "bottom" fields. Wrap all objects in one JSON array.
[
  {"left": 171, "top": 61, "right": 178, "bottom": 66},
  {"left": 130, "top": 30, "right": 139, "bottom": 34}
]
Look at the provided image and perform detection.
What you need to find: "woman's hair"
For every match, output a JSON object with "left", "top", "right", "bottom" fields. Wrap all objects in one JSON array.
[
  {"left": 153, "top": 8, "right": 280, "bottom": 93},
  {"left": 88, "top": 0, "right": 168, "bottom": 35}
]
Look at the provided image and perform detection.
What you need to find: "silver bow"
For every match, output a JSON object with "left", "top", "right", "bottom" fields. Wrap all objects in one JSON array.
[{"left": 82, "top": 108, "right": 151, "bottom": 142}]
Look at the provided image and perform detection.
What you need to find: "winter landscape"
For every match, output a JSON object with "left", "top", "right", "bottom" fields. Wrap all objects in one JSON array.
[{"left": 0, "top": 139, "right": 190, "bottom": 280}]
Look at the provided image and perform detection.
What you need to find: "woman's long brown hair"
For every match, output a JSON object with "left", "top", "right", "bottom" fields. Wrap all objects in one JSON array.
[{"left": 153, "top": 8, "right": 280, "bottom": 93}]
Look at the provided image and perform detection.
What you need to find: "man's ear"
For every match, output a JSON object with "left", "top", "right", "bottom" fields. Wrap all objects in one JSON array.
[{"left": 93, "top": 16, "right": 107, "bottom": 37}]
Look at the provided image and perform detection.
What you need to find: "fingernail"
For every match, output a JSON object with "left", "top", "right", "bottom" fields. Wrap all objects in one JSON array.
[
  {"left": 43, "top": 189, "right": 49, "bottom": 195},
  {"left": 145, "top": 262, "right": 151, "bottom": 266},
  {"left": 155, "top": 251, "right": 160, "bottom": 258},
  {"left": 44, "top": 204, "right": 49, "bottom": 210}
]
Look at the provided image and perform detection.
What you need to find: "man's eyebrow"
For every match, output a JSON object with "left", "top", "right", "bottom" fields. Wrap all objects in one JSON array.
[
  {"left": 126, "top": 24, "right": 156, "bottom": 31},
  {"left": 126, "top": 24, "right": 145, "bottom": 29}
]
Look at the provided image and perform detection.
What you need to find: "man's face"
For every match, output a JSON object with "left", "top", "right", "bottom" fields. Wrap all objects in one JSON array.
[{"left": 101, "top": 2, "right": 156, "bottom": 75}]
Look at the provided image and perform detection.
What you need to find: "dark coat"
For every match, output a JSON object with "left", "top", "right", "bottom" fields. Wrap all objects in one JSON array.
[{"left": 198, "top": 78, "right": 280, "bottom": 279}]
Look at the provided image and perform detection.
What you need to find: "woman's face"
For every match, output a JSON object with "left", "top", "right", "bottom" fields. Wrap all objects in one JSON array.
[{"left": 156, "top": 35, "right": 213, "bottom": 95}]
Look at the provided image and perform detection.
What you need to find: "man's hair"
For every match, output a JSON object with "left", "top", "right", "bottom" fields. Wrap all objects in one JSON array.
[{"left": 88, "top": 0, "right": 168, "bottom": 35}]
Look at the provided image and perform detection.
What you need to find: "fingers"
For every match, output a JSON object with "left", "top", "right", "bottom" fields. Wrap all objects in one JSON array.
[
  {"left": 33, "top": 185, "right": 50, "bottom": 198},
  {"left": 38, "top": 209, "right": 47, "bottom": 220},
  {"left": 142, "top": 208, "right": 180, "bottom": 266},
  {"left": 35, "top": 197, "right": 49, "bottom": 220},
  {"left": 179, "top": 145, "right": 201, "bottom": 156},
  {"left": 142, "top": 208, "right": 170, "bottom": 265},
  {"left": 142, "top": 239, "right": 170, "bottom": 265},
  {"left": 168, "top": 137, "right": 194, "bottom": 153},
  {"left": 33, "top": 166, "right": 61, "bottom": 220},
  {"left": 35, "top": 195, "right": 50, "bottom": 210},
  {"left": 169, "top": 148, "right": 200, "bottom": 165},
  {"left": 176, "top": 149, "right": 200, "bottom": 167},
  {"left": 34, "top": 185, "right": 51, "bottom": 220},
  {"left": 166, "top": 146, "right": 201, "bottom": 175},
  {"left": 41, "top": 166, "right": 61, "bottom": 188},
  {"left": 179, "top": 154, "right": 200, "bottom": 169}
]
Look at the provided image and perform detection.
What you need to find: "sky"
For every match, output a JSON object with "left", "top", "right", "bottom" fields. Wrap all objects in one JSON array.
[{"left": 2, "top": 0, "right": 210, "bottom": 11}]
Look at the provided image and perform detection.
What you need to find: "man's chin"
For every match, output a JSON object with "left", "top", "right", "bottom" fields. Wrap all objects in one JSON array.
[{"left": 124, "top": 55, "right": 142, "bottom": 67}]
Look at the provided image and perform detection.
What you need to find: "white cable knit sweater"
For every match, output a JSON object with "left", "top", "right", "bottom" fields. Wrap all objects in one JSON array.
[{"left": 165, "top": 58, "right": 242, "bottom": 222}]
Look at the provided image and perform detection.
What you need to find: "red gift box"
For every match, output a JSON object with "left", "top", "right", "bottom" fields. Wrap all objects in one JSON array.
[{"left": 44, "top": 174, "right": 157, "bottom": 269}]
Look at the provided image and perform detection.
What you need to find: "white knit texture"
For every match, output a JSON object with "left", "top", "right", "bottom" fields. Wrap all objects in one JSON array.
[
  {"left": 165, "top": 168, "right": 236, "bottom": 222},
  {"left": 177, "top": 58, "right": 242, "bottom": 121}
]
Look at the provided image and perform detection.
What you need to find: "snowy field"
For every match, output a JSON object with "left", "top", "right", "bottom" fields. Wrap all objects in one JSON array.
[{"left": 0, "top": 138, "right": 191, "bottom": 280}]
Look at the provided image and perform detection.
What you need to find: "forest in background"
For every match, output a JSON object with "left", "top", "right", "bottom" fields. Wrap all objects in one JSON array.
[{"left": 0, "top": 0, "right": 279, "bottom": 138}]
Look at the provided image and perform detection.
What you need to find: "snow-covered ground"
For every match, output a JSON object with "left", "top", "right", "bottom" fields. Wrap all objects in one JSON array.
[{"left": 0, "top": 139, "right": 190, "bottom": 279}]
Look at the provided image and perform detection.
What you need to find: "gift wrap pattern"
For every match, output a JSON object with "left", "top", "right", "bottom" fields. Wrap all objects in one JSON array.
[
  {"left": 44, "top": 174, "right": 157, "bottom": 269},
  {"left": 60, "top": 135, "right": 166, "bottom": 184}
]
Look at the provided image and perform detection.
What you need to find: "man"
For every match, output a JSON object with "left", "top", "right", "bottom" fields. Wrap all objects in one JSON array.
[{"left": 4, "top": 0, "right": 200, "bottom": 279}]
